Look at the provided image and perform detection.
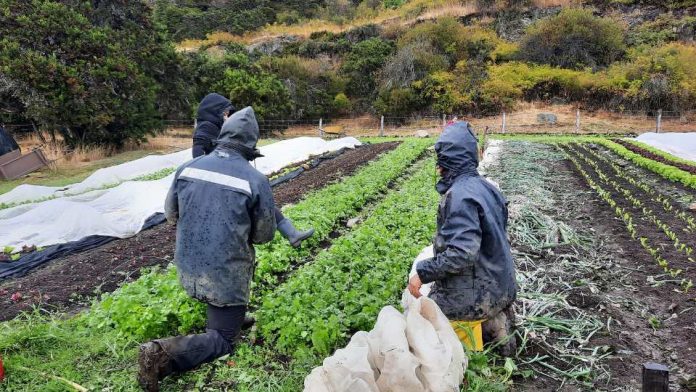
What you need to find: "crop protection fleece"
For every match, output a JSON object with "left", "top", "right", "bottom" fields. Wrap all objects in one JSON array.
[
  {"left": 416, "top": 122, "right": 517, "bottom": 321},
  {"left": 166, "top": 107, "right": 276, "bottom": 306}
]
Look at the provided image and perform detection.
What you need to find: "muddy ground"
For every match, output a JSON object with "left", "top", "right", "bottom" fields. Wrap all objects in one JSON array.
[
  {"left": 552, "top": 145, "right": 696, "bottom": 391},
  {"left": 0, "top": 142, "right": 399, "bottom": 322}
]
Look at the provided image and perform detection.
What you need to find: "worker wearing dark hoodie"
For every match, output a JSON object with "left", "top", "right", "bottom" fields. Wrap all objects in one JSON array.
[
  {"left": 407, "top": 121, "right": 517, "bottom": 356},
  {"left": 138, "top": 107, "right": 276, "bottom": 391},
  {"left": 192, "top": 93, "right": 313, "bottom": 247}
]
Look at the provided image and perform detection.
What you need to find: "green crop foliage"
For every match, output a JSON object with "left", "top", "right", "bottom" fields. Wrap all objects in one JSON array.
[
  {"left": 258, "top": 156, "right": 439, "bottom": 356},
  {"left": 85, "top": 139, "right": 432, "bottom": 341},
  {"left": 623, "top": 139, "right": 696, "bottom": 171},
  {"left": 595, "top": 139, "right": 696, "bottom": 190}
]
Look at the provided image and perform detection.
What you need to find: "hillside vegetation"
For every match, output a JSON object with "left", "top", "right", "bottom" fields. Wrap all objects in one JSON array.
[{"left": 2, "top": 0, "right": 696, "bottom": 147}]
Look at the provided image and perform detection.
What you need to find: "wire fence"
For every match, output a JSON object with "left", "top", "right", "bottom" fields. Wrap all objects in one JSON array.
[{"left": 5, "top": 109, "right": 696, "bottom": 141}]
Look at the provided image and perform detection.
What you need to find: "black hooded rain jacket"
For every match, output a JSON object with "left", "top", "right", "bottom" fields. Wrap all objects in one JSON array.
[
  {"left": 416, "top": 122, "right": 517, "bottom": 321},
  {"left": 166, "top": 107, "right": 276, "bottom": 306},
  {"left": 192, "top": 93, "right": 234, "bottom": 158}
]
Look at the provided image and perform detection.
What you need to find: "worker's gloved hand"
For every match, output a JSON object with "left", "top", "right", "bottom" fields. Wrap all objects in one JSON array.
[{"left": 408, "top": 274, "right": 423, "bottom": 298}]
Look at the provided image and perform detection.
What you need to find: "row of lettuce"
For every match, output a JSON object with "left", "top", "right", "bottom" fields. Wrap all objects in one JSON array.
[{"left": 0, "top": 138, "right": 435, "bottom": 390}]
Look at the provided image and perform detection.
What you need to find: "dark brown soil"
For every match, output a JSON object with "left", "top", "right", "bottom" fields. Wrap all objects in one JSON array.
[
  {"left": 558, "top": 143, "right": 696, "bottom": 391},
  {"left": 613, "top": 138, "right": 696, "bottom": 175},
  {"left": 0, "top": 142, "right": 399, "bottom": 322}
]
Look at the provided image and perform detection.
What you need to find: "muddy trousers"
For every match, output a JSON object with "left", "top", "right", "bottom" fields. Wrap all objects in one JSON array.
[
  {"left": 481, "top": 304, "right": 516, "bottom": 357},
  {"left": 155, "top": 304, "right": 246, "bottom": 373}
]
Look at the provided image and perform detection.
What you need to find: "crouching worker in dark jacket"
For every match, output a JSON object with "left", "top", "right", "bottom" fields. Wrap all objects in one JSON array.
[
  {"left": 138, "top": 107, "right": 277, "bottom": 391},
  {"left": 408, "top": 122, "right": 517, "bottom": 356},
  {"left": 192, "top": 93, "right": 313, "bottom": 247}
]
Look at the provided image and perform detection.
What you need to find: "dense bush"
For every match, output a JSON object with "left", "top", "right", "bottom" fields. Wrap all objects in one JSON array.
[
  {"left": 605, "top": 43, "right": 696, "bottom": 111},
  {"left": 154, "top": 0, "right": 324, "bottom": 41},
  {"left": 399, "top": 18, "right": 502, "bottom": 66},
  {"left": 341, "top": 38, "right": 395, "bottom": 106},
  {"left": 0, "top": 1, "right": 184, "bottom": 147},
  {"left": 519, "top": 8, "right": 625, "bottom": 70},
  {"left": 260, "top": 55, "right": 346, "bottom": 118}
]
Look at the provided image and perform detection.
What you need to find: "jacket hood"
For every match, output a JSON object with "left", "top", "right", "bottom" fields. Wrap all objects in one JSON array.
[
  {"left": 196, "top": 93, "right": 233, "bottom": 128},
  {"left": 435, "top": 121, "right": 479, "bottom": 194},
  {"left": 217, "top": 106, "right": 260, "bottom": 152}
]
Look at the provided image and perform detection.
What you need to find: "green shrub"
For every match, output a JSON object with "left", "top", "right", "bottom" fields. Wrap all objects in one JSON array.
[
  {"left": 399, "top": 18, "right": 501, "bottom": 65},
  {"left": 341, "top": 37, "right": 395, "bottom": 103},
  {"left": 219, "top": 69, "right": 292, "bottom": 123},
  {"left": 413, "top": 71, "right": 473, "bottom": 114},
  {"left": 260, "top": 55, "right": 343, "bottom": 118},
  {"left": 519, "top": 8, "right": 626, "bottom": 70},
  {"left": 333, "top": 93, "right": 352, "bottom": 114},
  {"left": 374, "top": 87, "right": 422, "bottom": 116},
  {"left": 0, "top": 1, "right": 182, "bottom": 147}
]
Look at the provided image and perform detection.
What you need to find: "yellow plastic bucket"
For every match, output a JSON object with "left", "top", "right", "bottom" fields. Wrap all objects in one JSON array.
[{"left": 450, "top": 319, "right": 485, "bottom": 351}]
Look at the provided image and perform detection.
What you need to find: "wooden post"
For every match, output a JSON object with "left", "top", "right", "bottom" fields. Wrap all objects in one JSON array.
[
  {"left": 502, "top": 112, "right": 507, "bottom": 134},
  {"left": 380, "top": 116, "right": 384, "bottom": 137},
  {"left": 442, "top": 114, "right": 446, "bottom": 127},
  {"left": 319, "top": 118, "right": 323, "bottom": 137},
  {"left": 642, "top": 363, "right": 669, "bottom": 392},
  {"left": 576, "top": 108, "right": 581, "bottom": 133},
  {"left": 656, "top": 110, "right": 662, "bottom": 133}
]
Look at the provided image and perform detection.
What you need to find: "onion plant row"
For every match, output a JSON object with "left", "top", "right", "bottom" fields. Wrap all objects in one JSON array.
[
  {"left": 568, "top": 144, "right": 694, "bottom": 260},
  {"left": 578, "top": 144, "right": 696, "bottom": 233},
  {"left": 561, "top": 145, "right": 693, "bottom": 291},
  {"left": 257, "top": 156, "right": 440, "bottom": 356},
  {"left": 85, "top": 139, "right": 433, "bottom": 341},
  {"left": 594, "top": 139, "right": 696, "bottom": 190}
]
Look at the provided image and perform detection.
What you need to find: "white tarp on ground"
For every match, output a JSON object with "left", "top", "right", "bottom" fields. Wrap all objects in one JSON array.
[
  {"left": 0, "top": 137, "right": 360, "bottom": 249},
  {"left": 634, "top": 132, "right": 696, "bottom": 162}
]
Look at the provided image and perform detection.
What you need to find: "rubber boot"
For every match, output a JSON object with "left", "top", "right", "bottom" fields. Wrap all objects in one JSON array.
[
  {"left": 482, "top": 305, "right": 517, "bottom": 357},
  {"left": 138, "top": 342, "right": 174, "bottom": 392},
  {"left": 277, "top": 218, "right": 314, "bottom": 248},
  {"left": 242, "top": 315, "right": 255, "bottom": 330}
]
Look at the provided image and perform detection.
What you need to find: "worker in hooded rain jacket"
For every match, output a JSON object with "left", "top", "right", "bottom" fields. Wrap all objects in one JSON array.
[
  {"left": 138, "top": 107, "right": 277, "bottom": 391},
  {"left": 407, "top": 121, "right": 517, "bottom": 356},
  {"left": 192, "top": 93, "right": 314, "bottom": 247}
]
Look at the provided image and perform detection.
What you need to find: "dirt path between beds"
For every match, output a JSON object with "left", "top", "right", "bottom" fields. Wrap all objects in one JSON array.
[{"left": 0, "top": 142, "right": 399, "bottom": 322}]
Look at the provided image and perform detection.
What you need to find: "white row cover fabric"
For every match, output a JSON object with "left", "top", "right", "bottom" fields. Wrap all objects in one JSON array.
[
  {"left": 634, "top": 132, "right": 696, "bottom": 162},
  {"left": 304, "top": 297, "right": 466, "bottom": 392},
  {"left": 0, "top": 137, "right": 360, "bottom": 250},
  {"left": 0, "top": 137, "right": 360, "bottom": 206}
]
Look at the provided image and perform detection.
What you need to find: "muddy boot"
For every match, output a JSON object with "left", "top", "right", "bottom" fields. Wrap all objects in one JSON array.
[
  {"left": 482, "top": 305, "right": 517, "bottom": 357},
  {"left": 277, "top": 218, "right": 314, "bottom": 248},
  {"left": 138, "top": 342, "right": 174, "bottom": 392},
  {"left": 242, "top": 315, "right": 255, "bottom": 330}
]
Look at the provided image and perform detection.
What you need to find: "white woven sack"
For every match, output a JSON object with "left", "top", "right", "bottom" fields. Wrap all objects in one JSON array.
[
  {"left": 405, "top": 297, "right": 466, "bottom": 392},
  {"left": 367, "top": 306, "right": 423, "bottom": 391}
]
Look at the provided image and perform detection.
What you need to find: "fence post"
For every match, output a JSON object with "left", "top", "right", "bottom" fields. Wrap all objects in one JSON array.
[
  {"left": 656, "top": 110, "right": 662, "bottom": 133},
  {"left": 441, "top": 114, "right": 446, "bottom": 127},
  {"left": 502, "top": 112, "right": 507, "bottom": 134},
  {"left": 319, "top": 118, "right": 323, "bottom": 137},
  {"left": 642, "top": 363, "right": 669, "bottom": 392},
  {"left": 380, "top": 116, "right": 384, "bottom": 137},
  {"left": 576, "top": 108, "right": 581, "bottom": 133}
]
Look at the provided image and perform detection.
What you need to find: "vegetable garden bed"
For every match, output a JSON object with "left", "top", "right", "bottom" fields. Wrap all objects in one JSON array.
[{"left": 0, "top": 141, "right": 402, "bottom": 322}]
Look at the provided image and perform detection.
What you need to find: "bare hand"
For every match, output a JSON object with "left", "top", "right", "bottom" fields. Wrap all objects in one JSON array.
[{"left": 408, "top": 274, "right": 423, "bottom": 298}]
